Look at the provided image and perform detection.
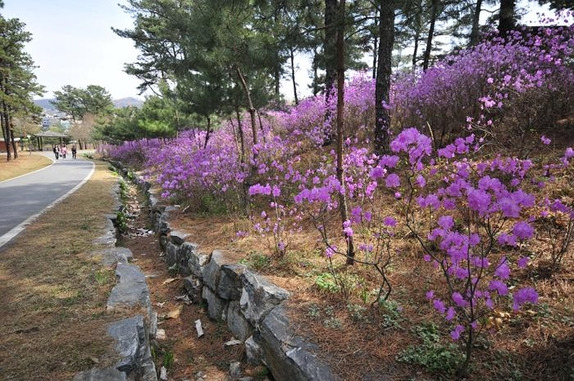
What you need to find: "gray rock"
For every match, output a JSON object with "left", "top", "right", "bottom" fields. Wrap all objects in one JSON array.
[
  {"left": 218, "top": 264, "right": 247, "bottom": 300},
  {"left": 169, "top": 230, "right": 190, "bottom": 245},
  {"left": 107, "top": 263, "right": 151, "bottom": 315},
  {"left": 203, "top": 250, "right": 227, "bottom": 290},
  {"left": 107, "top": 316, "right": 142, "bottom": 374},
  {"left": 106, "top": 315, "right": 157, "bottom": 380},
  {"left": 185, "top": 243, "right": 208, "bottom": 278},
  {"left": 257, "top": 305, "right": 337, "bottom": 381},
  {"left": 239, "top": 270, "right": 289, "bottom": 326},
  {"left": 229, "top": 361, "right": 242, "bottom": 379},
  {"left": 202, "top": 286, "right": 227, "bottom": 321},
  {"left": 98, "top": 247, "right": 133, "bottom": 267},
  {"left": 226, "top": 301, "right": 253, "bottom": 341},
  {"left": 245, "top": 335, "right": 264, "bottom": 366},
  {"left": 183, "top": 275, "right": 203, "bottom": 303},
  {"left": 93, "top": 217, "right": 117, "bottom": 247}
]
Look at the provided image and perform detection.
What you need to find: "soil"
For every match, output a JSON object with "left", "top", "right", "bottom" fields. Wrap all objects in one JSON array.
[{"left": 117, "top": 186, "right": 269, "bottom": 381}]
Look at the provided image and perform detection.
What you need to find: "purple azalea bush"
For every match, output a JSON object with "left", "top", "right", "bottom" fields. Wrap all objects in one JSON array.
[{"left": 100, "top": 19, "right": 574, "bottom": 374}]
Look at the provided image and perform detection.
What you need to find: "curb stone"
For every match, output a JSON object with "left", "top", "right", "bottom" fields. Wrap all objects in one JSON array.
[{"left": 73, "top": 176, "right": 157, "bottom": 381}]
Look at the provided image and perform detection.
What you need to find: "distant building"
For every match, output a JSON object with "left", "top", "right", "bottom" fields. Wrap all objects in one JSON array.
[{"left": 0, "top": 138, "right": 22, "bottom": 153}]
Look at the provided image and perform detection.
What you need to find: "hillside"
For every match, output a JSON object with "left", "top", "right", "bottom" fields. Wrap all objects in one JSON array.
[{"left": 33, "top": 97, "right": 144, "bottom": 112}]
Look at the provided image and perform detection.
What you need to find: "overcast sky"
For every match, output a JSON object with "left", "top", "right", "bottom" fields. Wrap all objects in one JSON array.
[
  {"left": 0, "top": 0, "right": 566, "bottom": 102},
  {"left": 2, "top": 0, "right": 142, "bottom": 100}
]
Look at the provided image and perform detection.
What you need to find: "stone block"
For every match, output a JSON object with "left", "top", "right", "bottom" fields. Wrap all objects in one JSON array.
[
  {"left": 257, "top": 305, "right": 337, "bottom": 381},
  {"left": 239, "top": 270, "right": 289, "bottom": 326},
  {"left": 186, "top": 243, "right": 208, "bottom": 278},
  {"left": 218, "top": 264, "right": 247, "bottom": 300},
  {"left": 226, "top": 301, "right": 253, "bottom": 341},
  {"left": 169, "top": 230, "right": 190, "bottom": 245},
  {"left": 183, "top": 275, "right": 203, "bottom": 303},
  {"left": 202, "top": 250, "right": 227, "bottom": 290},
  {"left": 107, "top": 263, "right": 151, "bottom": 315},
  {"left": 202, "top": 286, "right": 227, "bottom": 321}
]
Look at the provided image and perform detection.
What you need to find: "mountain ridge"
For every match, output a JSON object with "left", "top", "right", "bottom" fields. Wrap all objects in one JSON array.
[{"left": 34, "top": 97, "right": 144, "bottom": 111}]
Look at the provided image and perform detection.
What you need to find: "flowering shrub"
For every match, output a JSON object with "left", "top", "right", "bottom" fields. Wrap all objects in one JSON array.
[
  {"left": 98, "top": 19, "right": 574, "bottom": 376},
  {"left": 391, "top": 23, "right": 574, "bottom": 152}
]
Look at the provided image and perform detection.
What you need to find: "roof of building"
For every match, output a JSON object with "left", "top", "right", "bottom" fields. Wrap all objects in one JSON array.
[{"left": 33, "top": 131, "right": 69, "bottom": 138}]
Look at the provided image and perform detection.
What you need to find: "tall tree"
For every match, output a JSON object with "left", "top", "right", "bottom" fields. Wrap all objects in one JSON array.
[
  {"left": 499, "top": 0, "right": 516, "bottom": 36},
  {"left": 334, "top": 0, "right": 355, "bottom": 264},
  {"left": 422, "top": 0, "right": 440, "bottom": 71},
  {"left": 51, "top": 85, "right": 113, "bottom": 121},
  {"left": 0, "top": 14, "right": 44, "bottom": 161},
  {"left": 374, "top": 1, "right": 396, "bottom": 155}
]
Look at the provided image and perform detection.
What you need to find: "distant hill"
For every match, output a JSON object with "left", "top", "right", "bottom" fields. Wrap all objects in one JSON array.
[
  {"left": 34, "top": 97, "right": 144, "bottom": 112},
  {"left": 34, "top": 98, "right": 57, "bottom": 111},
  {"left": 113, "top": 97, "right": 144, "bottom": 108}
]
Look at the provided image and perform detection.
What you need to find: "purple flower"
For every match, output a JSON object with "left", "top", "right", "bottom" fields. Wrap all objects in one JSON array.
[
  {"left": 433, "top": 299, "right": 446, "bottom": 314},
  {"left": 446, "top": 307, "right": 456, "bottom": 321},
  {"left": 512, "top": 287, "right": 538, "bottom": 311},
  {"left": 517, "top": 256, "right": 530, "bottom": 268},
  {"left": 489, "top": 280, "right": 509, "bottom": 295},
  {"left": 495, "top": 260, "right": 511, "bottom": 280},
  {"left": 452, "top": 292, "right": 469, "bottom": 307},
  {"left": 513, "top": 221, "right": 534, "bottom": 240},
  {"left": 467, "top": 188, "right": 491, "bottom": 215},
  {"left": 325, "top": 246, "right": 336, "bottom": 259},
  {"left": 383, "top": 216, "right": 397, "bottom": 227},
  {"left": 416, "top": 174, "right": 426, "bottom": 187},
  {"left": 498, "top": 232, "right": 517, "bottom": 246},
  {"left": 370, "top": 166, "right": 386, "bottom": 179},
  {"left": 438, "top": 215, "right": 454, "bottom": 230},
  {"left": 343, "top": 220, "right": 353, "bottom": 237},
  {"left": 451, "top": 325, "right": 464, "bottom": 341},
  {"left": 385, "top": 173, "right": 401, "bottom": 188}
]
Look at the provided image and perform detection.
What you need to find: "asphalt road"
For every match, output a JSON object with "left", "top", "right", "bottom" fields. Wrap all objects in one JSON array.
[{"left": 0, "top": 153, "right": 95, "bottom": 249}]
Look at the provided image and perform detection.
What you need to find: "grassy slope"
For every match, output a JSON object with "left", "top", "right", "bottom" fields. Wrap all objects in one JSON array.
[{"left": 0, "top": 160, "right": 130, "bottom": 380}]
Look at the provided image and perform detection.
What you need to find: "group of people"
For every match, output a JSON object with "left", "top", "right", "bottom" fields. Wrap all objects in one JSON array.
[{"left": 52, "top": 144, "right": 77, "bottom": 160}]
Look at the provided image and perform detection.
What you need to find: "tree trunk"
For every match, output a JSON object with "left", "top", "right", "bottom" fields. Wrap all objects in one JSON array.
[
  {"left": 9, "top": 117, "right": 18, "bottom": 159},
  {"left": 235, "top": 65, "right": 258, "bottom": 216},
  {"left": 499, "top": 0, "right": 515, "bottom": 37},
  {"left": 290, "top": 47, "right": 299, "bottom": 105},
  {"left": 1, "top": 102, "right": 12, "bottom": 161},
  {"left": 412, "top": 9, "right": 421, "bottom": 69},
  {"left": 374, "top": 1, "right": 395, "bottom": 156},
  {"left": 324, "top": 0, "right": 338, "bottom": 99},
  {"left": 235, "top": 66, "right": 258, "bottom": 149},
  {"left": 469, "top": 0, "right": 483, "bottom": 45},
  {"left": 234, "top": 108, "right": 245, "bottom": 165},
  {"left": 203, "top": 116, "right": 212, "bottom": 149},
  {"left": 372, "top": 14, "right": 379, "bottom": 78},
  {"left": 422, "top": 0, "right": 439, "bottom": 71},
  {"left": 335, "top": 0, "right": 354, "bottom": 265},
  {"left": 412, "top": 30, "right": 420, "bottom": 69}
]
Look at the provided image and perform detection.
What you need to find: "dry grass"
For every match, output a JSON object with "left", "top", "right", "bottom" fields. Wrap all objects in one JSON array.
[
  {"left": 0, "top": 152, "right": 52, "bottom": 182},
  {"left": 163, "top": 207, "right": 574, "bottom": 380},
  {"left": 0, "top": 160, "right": 129, "bottom": 380}
]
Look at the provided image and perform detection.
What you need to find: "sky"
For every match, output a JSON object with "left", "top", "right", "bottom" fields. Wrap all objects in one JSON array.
[
  {"left": 0, "top": 0, "right": 567, "bottom": 102},
  {"left": 2, "top": 0, "right": 142, "bottom": 100}
]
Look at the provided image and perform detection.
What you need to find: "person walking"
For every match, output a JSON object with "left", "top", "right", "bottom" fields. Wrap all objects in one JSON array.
[
  {"left": 53, "top": 146, "right": 59, "bottom": 160},
  {"left": 71, "top": 145, "right": 77, "bottom": 159},
  {"left": 61, "top": 145, "right": 67, "bottom": 159}
]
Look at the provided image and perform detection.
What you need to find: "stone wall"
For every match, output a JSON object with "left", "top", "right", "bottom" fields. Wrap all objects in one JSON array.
[{"left": 145, "top": 187, "right": 337, "bottom": 381}]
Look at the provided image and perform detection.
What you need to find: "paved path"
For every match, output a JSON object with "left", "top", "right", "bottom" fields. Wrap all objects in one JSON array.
[{"left": 0, "top": 152, "right": 95, "bottom": 249}]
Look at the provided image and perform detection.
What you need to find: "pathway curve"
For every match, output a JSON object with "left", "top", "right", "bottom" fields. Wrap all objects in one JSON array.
[{"left": 0, "top": 152, "right": 95, "bottom": 249}]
